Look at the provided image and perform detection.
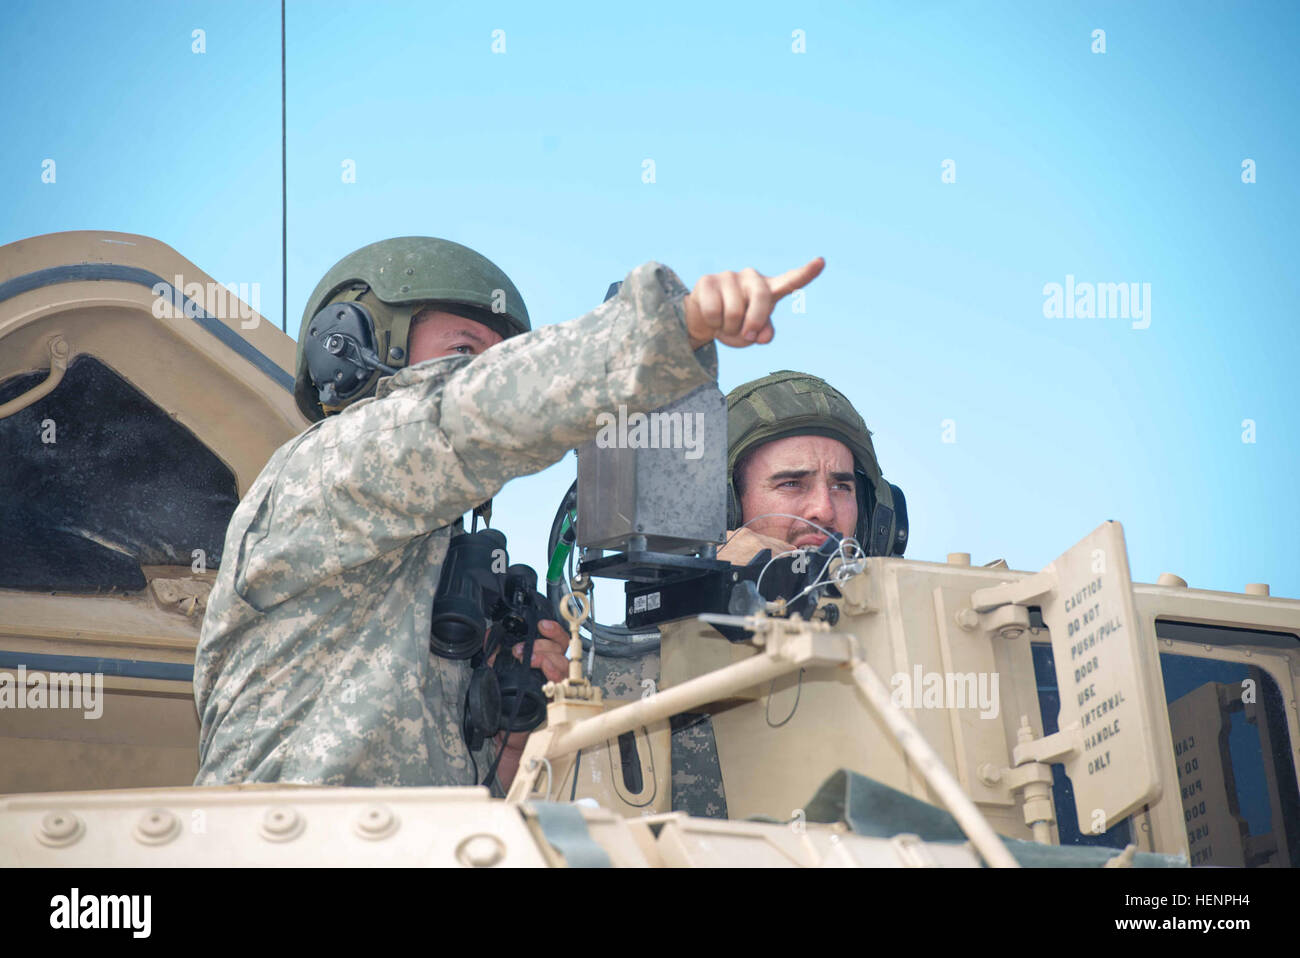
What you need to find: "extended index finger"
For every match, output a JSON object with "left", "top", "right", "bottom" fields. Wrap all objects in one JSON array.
[{"left": 766, "top": 257, "right": 825, "bottom": 299}]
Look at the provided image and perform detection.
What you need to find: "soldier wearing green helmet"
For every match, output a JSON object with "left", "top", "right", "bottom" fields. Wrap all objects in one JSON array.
[
  {"left": 194, "top": 237, "right": 826, "bottom": 792},
  {"left": 719, "top": 369, "right": 908, "bottom": 565},
  {"left": 291, "top": 236, "right": 532, "bottom": 422},
  {"left": 673, "top": 370, "right": 907, "bottom": 819}
]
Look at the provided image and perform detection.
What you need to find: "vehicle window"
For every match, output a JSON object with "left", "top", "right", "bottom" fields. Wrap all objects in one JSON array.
[
  {"left": 0, "top": 355, "right": 238, "bottom": 592},
  {"left": 1156, "top": 622, "right": 1299, "bottom": 868},
  {"left": 1034, "top": 630, "right": 1300, "bottom": 866}
]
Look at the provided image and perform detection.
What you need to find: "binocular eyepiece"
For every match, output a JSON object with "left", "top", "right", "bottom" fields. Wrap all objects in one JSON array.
[
  {"left": 430, "top": 528, "right": 509, "bottom": 659},
  {"left": 432, "top": 528, "right": 555, "bottom": 752}
]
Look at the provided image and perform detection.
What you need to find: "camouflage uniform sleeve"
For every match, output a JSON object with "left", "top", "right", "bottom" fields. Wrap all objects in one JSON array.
[{"left": 311, "top": 261, "right": 717, "bottom": 570}]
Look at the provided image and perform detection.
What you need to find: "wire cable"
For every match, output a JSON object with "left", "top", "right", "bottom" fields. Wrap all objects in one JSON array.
[
  {"left": 544, "top": 481, "right": 661, "bottom": 659},
  {"left": 765, "top": 668, "right": 805, "bottom": 728},
  {"left": 745, "top": 516, "right": 864, "bottom": 612}
]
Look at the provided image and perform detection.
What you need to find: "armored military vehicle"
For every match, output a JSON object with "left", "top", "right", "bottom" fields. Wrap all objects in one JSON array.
[{"left": 1, "top": 231, "right": 1296, "bottom": 867}]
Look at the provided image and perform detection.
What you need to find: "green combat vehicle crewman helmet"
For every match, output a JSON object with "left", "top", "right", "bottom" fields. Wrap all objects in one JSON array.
[
  {"left": 726, "top": 370, "right": 909, "bottom": 557},
  {"left": 294, "top": 236, "right": 531, "bottom": 422}
]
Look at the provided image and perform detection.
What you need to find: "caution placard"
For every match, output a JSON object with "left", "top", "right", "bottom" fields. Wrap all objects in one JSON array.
[{"left": 1039, "top": 521, "right": 1163, "bottom": 833}]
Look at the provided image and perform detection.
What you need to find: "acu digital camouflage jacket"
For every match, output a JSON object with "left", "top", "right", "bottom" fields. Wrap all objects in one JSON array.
[{"left": 194, "top": 262, "right": 717, "bottom": 788}]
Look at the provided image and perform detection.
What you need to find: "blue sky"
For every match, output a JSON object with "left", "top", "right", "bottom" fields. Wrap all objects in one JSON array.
[{"left": 3, "top": 0, "right": 1298, "bottom": 597}]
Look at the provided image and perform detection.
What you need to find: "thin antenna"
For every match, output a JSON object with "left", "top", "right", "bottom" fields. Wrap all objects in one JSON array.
[{"left": 280, "top": 0, "right": 287, "bottom": 333}]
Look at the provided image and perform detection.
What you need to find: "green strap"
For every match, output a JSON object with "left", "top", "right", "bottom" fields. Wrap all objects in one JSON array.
[{"left": 388, "top": 308, "right": 413, "bottom": 365}]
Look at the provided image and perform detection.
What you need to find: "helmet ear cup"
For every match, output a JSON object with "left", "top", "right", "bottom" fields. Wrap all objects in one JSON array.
[
  {"left": 726, "top": 480, "right": 741, "bottom": 530},
  {"left": 303, "top": 301, "right": 382, "bottom": 408},
  {"left": 854, "top": 467, "right": 872, "bottom": 547},
  {"left": 866, "top": 500, "right": 895, "bottom": 557},
  {"left": 857, "top": 467, "right": 899, "bottom": 558},
  {"left": 888, "top": 482, "right": 909, "bottom": 556}
]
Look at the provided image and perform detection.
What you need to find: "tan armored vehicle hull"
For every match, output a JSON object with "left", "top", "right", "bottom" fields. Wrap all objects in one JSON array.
[
  {"left": 2, "top": 232, "right": 1295, "bottom": 867},
  {"left": 0, "top": 231, "right": 308, "bottom": 794}
]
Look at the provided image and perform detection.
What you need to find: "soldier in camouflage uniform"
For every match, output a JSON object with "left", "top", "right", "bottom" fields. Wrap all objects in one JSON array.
[
  {"left": 193, "top": 238, "right": 823, "bottom": 790},
  {"left": 671, "top": 370, "right": 900, "bottom": 816}
]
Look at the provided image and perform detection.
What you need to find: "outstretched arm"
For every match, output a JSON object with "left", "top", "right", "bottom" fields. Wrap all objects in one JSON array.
[
  {"left": 234, "top": 257, "right": 826, "bottom": 602},
  {"left": 318, "top": 258, "right": 825, "bottom": 565}
]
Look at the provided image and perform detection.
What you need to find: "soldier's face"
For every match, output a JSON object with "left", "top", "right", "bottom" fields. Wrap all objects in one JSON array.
[
  {"left": 737, "top": 436, "right": 858, "bottom": 548},
  {"left": 408, "top": 309, "right": 503, "bottom": 363}
]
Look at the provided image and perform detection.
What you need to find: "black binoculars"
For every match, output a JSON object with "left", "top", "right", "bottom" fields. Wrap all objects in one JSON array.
[{"left": 431, "top": 528, "right": 554, "bottom": 749}]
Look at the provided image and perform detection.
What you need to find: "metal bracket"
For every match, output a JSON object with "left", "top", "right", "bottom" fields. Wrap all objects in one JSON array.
[
  {"left": 0, "top": 336, "right": 69, "bottom": 420},
  {"left": 969, "top": 567, "right": 1057, "bottom": 613}
]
